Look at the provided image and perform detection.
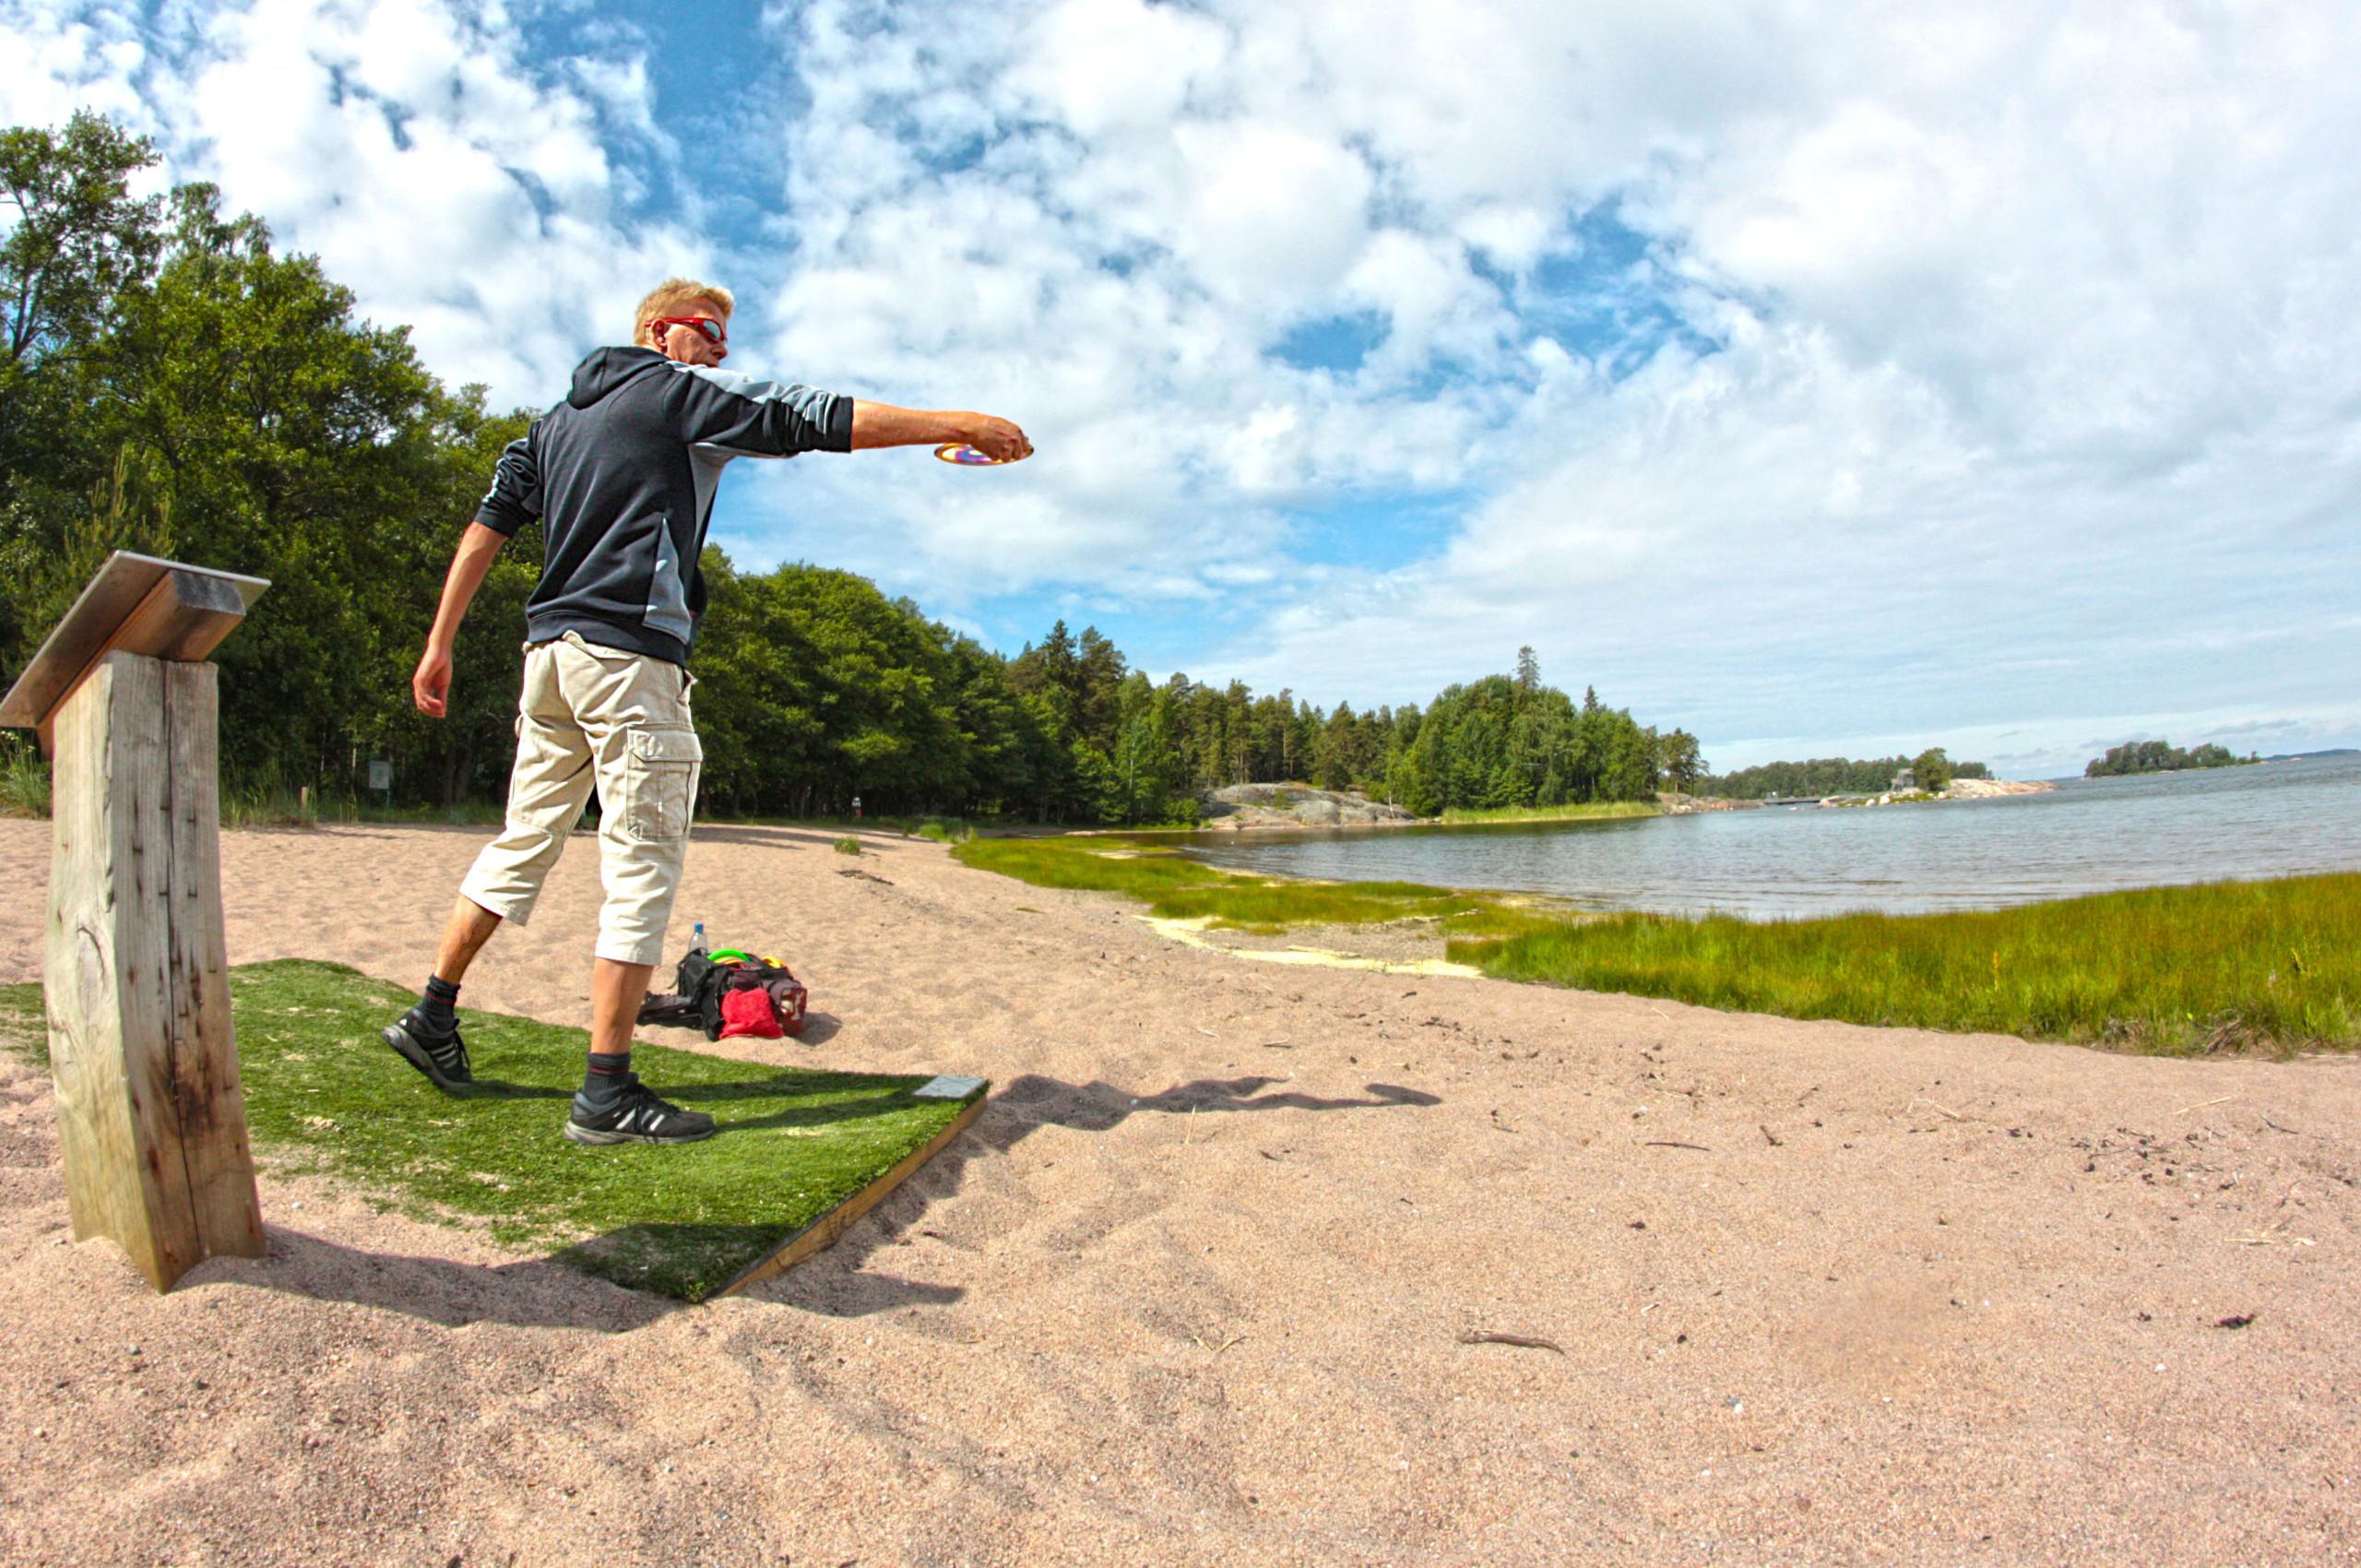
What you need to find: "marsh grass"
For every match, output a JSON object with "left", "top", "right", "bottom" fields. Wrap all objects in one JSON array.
[
  {"left": 955, "top": 836, "right": 2358, "bottom": 1056},
  {"left": 0, "top": 960, "right": 979, "bottom": 1300},
  {"left": 1, "top": 774, "right": 514, "bottom": 829},
  {"left": 1, "top": 774, "right": 996, "bottom": 841},
  {"left": 954, "top": 836, "right": 1499, "bottom": 932},
  {"left": 1451, "top": 873, "right": 2361, "bottom": 1055},
  {"left": 1439, "top": 800, "right": 1660, "bottom": 826}
]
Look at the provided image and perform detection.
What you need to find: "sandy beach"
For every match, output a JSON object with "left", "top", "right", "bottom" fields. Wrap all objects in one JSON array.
[{"left": 1, "top": 816, "right": 2355, "bottom": 1566}]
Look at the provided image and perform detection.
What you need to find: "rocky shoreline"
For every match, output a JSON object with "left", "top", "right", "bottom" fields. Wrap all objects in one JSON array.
[
  {"left": 1190, "top": 776, "right": 2058, "bottom": 831},
  {"left": 1195, "top": 782, "right": 1423, "bottom": 831},
  {"left": 1660, "top": 777, "right": 2056, "bottom": 814}
]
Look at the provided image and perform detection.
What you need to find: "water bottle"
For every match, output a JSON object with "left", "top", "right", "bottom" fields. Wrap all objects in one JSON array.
[{"left": 691, "top": 921, "right": 707, "bottom": 956}]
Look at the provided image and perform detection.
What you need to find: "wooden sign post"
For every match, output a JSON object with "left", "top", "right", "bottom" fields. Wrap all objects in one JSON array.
[{"left": 0, "top": 552, "right": 272, "bottom": 1291}]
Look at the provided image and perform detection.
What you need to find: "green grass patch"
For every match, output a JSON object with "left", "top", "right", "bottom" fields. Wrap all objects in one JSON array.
[
  {"left": 953, "top": 835, "right": 1499, "bottom": 933},
  {"left": 1450, "top": 873, "right": 2361, "bottom": 1055},
  {"left": 0, "top": 735, "right": 49, "bottom": 819},
  {"left": 1438, "top": 800, "right": 1660, "bottom": 825},
  {"left": 0, "top": 960, "right": 980, "bottom": 1300},
  {"left": 0, "top": 982, "right": 39, "bottom": 1048}
]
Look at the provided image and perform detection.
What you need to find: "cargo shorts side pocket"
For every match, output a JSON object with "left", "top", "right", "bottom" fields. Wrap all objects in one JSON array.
[{"left": 621, "top": 725, "right": 702, "bottom": 843}]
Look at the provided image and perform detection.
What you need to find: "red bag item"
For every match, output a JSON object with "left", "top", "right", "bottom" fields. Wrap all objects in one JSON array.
[{"left": 718, "top": 984, "right": 783, "bottom": 1039}]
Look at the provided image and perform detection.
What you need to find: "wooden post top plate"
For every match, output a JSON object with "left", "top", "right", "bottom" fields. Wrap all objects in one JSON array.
[{"left": 0, "top": 552, "right": 270, "bottom": 731}]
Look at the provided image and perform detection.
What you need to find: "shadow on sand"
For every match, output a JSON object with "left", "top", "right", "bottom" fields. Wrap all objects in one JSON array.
[
  {"left": 739, "top": 1073, "right": 1442, "bottom": 1319},
  {"left": 193, "top": 1072, "right": 1442, "bottom": 1329}
]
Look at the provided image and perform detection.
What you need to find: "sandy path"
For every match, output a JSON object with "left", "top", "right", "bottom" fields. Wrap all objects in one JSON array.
[{"left": 0, "top": 817, "right": 2355, "bottom": 1566}]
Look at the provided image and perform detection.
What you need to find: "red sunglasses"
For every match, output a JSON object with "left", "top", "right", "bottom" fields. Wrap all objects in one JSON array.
[{"left": 648, "top": 315, "right": 727, "bottom": 346}]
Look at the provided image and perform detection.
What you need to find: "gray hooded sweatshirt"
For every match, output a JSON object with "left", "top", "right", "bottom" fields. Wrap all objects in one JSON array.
[{"left": 472, "top": 345, "right": 852, "bottom": 665}]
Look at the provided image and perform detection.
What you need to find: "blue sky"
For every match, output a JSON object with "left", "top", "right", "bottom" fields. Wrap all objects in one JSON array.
[{"left": 6, "top": 0, "right": 2359, "bottom": 777}]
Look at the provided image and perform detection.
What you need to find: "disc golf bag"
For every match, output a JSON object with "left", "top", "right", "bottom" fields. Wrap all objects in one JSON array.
[
  {"left": 716, "top": 960, "right": 810, "bottom": 1039},
  {"left": 641, "top": 949, "right": 810, "bottom": 1039}
]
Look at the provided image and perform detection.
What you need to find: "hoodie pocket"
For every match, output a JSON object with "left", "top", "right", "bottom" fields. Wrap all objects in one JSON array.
[{"left": 620, "top": 725, "right": 703, "bottom": 843}]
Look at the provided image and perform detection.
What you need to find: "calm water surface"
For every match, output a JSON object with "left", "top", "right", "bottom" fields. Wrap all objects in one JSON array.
[{"left": 1179, "top": 753, "right": 2361, "bottom": 920}]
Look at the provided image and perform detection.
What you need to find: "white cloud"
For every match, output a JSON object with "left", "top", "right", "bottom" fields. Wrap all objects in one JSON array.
[
  {"left": 1171, "top": 120, "right": 1373, "bottom": 303},
  {"left": 1003, "top": 0, "right": 1227, "bottom": 138},
  {"left": 6, "top": 0, "right": 2357, "bottom": 767},
  {"left": 3, "top": 0, "right": 706, "bottom": 404},
  {"left": 0, "top": 2, "right": 148, "bottom": 126}
]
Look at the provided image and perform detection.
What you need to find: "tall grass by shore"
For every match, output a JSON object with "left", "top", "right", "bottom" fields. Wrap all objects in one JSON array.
[
  {"left": 1453, "top": 874, "right": 2361, "bottom": 1056},
  {"left": 0, "top": 742, "right": 48, "bottom": 819},
  {"left": 1438, "top": 800, "right": 1658, "bottom": 826},
  {"left": 215, "top": 789, "right": 509, "bottom": 830},
  {"left": 954, "top": 834, "right": 2358, "bottom": 1056},
  {"left": 953, "top": 837, "right": 1496, "bottom": 932},
  {"left": 0, "top": 749, "right": 977, "bottom": 843},
  {"left": 0, "top": 744, "right": 512, "bottom": 829}
]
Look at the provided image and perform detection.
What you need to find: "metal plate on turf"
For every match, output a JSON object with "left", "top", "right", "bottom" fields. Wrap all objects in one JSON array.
[{"left": 912, "top": 1075, "right": 987, "bottom": 1100}]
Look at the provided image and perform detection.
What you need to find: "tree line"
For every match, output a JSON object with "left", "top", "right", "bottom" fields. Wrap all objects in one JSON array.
[
  {"left": 2083, "top": 740, "right": 2257, "bottom": 778},
  {"left": 996, "top": 630, "right": 1698, "bottom": 824},
  {"left": 1, "top": 113, "right": 1699, "bottom": 826},
  {"left": 1700, "top": 748, "right": 1992, "bottom": 800}
]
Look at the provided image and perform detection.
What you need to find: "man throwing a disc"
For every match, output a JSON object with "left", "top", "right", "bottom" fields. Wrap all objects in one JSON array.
[{"left": 386, "top": 277, "right": 1028, "bottom": 1144}]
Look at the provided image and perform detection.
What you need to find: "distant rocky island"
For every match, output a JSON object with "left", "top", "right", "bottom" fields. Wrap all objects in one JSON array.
[
  {"left": 1698, "top": 748, "right": 1991, "bottom": 800},
  {"left": 1679, "top": 746, "right": 2053, "bottom": 810},
  {"left": 2084, "top": 739, "right": 2260, "bottom": 778},
  {"left": 1662, "top": 776, "right": 2053, "bottom": 813}
]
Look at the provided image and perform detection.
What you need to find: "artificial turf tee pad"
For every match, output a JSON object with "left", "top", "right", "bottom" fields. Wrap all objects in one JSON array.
[{"left": 0, "top": 960, "right": 984, "bottom": 1301}]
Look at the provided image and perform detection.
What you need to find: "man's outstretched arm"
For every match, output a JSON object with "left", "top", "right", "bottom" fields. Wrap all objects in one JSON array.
[
  {"left": 411, "top": 522, "right": 506, "bottom": 718},
  {"left": 849, "top": 399, "right": 1031, "bottom": 462}
]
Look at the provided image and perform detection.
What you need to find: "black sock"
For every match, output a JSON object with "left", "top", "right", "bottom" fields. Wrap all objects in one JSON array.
[
  {"left": 415, "top": 974, "right": 461, "bottom": 1035},
  {"left": 581, "top": 1051, "right": 633, "bottom": 1106}
]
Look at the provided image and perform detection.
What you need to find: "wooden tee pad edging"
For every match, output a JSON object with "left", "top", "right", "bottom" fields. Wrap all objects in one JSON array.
[{"left": 712, "top": 1087, "right": 989, "bottom": 1300}]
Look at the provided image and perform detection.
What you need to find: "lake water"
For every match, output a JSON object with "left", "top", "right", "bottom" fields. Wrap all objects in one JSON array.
[{"left": 1178, "top": 752, "right": 2361, "bottom": 920}]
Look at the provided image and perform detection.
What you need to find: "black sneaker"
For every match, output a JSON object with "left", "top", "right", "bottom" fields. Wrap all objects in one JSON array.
[
  {"left": 382, "top": 1008, "right": 473, "bottom": 1094},
  {"left": 564, "top": 1075, "right": 717, "bottom": 1146}
]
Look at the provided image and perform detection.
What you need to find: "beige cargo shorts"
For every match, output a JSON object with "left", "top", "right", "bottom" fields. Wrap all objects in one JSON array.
[{"left": 458, "top": 632, "right": 702, "bottom": 967}]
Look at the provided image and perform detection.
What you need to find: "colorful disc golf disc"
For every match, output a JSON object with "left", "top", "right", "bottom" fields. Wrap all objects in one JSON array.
[{"left": 934, "top": 443, "right": 1025, "bottom": 466}]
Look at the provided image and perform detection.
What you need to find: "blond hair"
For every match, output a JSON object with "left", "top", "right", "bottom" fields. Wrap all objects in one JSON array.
[{"left": 633, "top": 277, "right": 736, "bottom": 347}]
